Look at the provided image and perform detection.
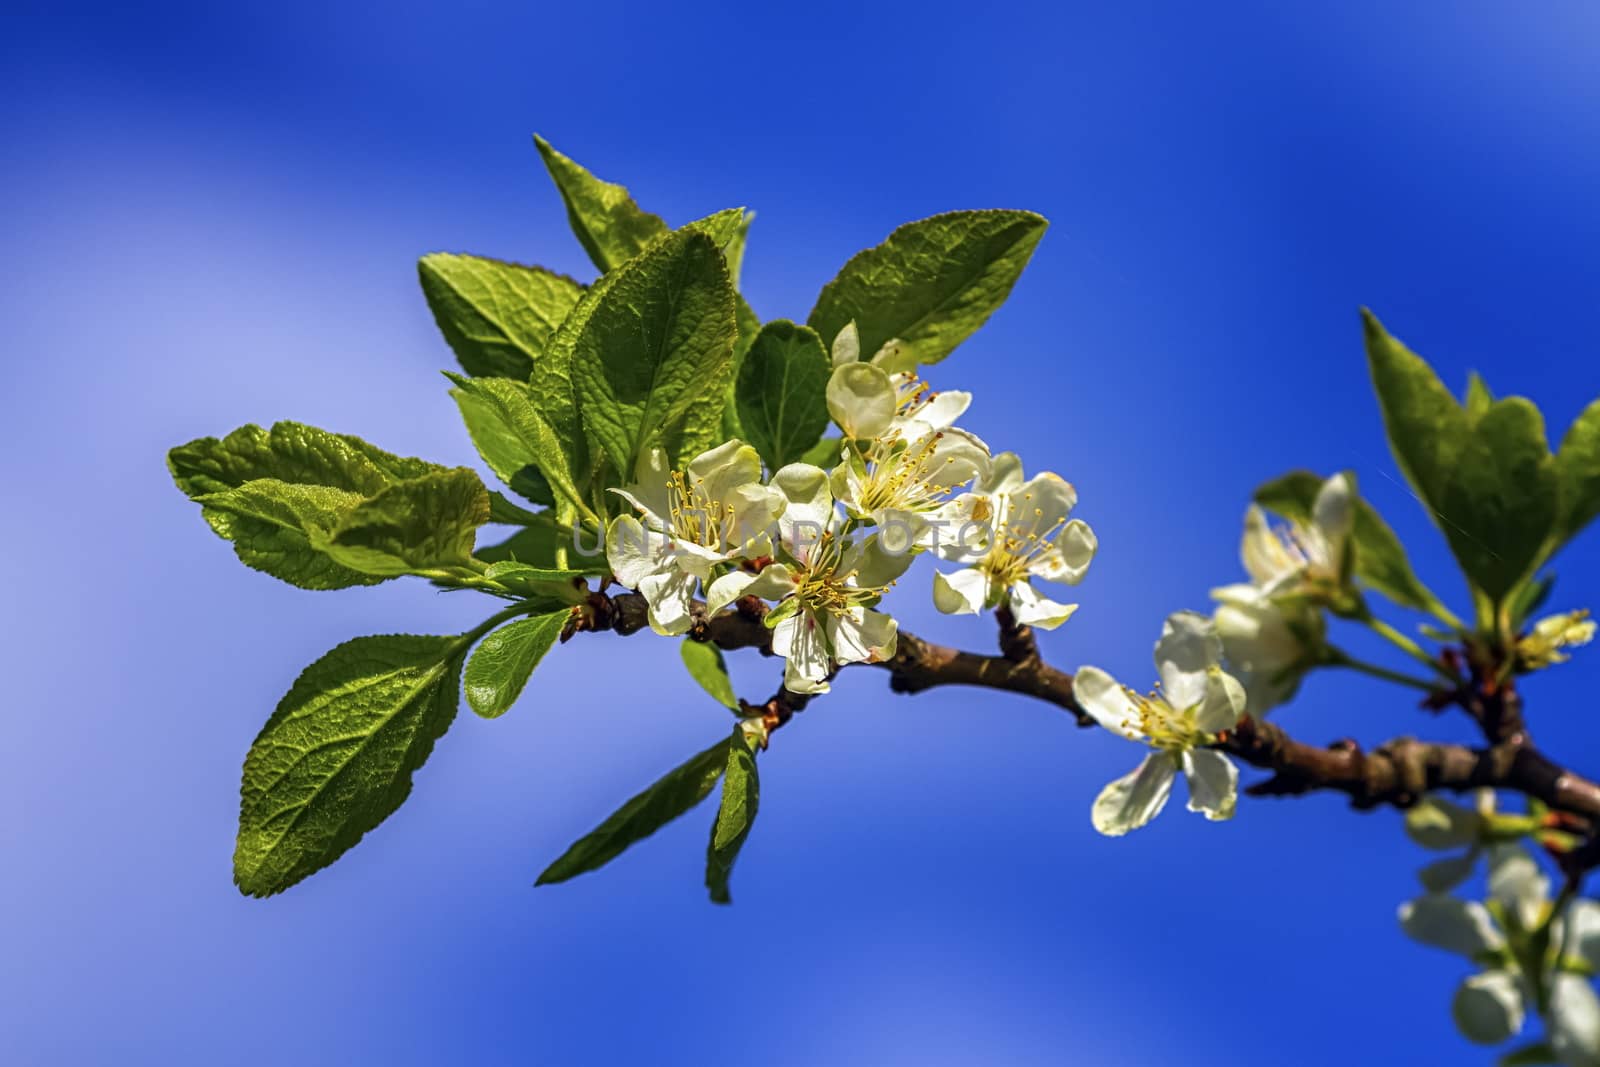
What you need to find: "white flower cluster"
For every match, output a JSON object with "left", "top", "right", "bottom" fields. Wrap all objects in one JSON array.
[
  {"left": 1402, "top": 844, "right": 1600, "bottom": 1061},
  {"left": 606, "top": 321, "right": 1098, "bottom": 695}
]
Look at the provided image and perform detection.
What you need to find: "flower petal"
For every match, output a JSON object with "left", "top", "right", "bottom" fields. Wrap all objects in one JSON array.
[
  {"left": 1313, "top": 472, "right": 1356, "bottom": 563},
  {"left": 826, "top": 362, "right": 896, "bottom": 440},
  {"left": 774, "top": 611, "right": 832, "bottom": 692},
  {"left": 704, "top": 571, "right": 757, "bottom": 616},
  {"left": 1031, "top": 519, "right": 1097, "bottom": 586},
  {"left": 831, "top": 320, "right": 860, "bottom": 366},
  {"left": 1398, "top": 895, "right": 1504, "bottom": 958},
  {"left": 1180, "top": 748, "right": 1238, "bottom": 821},
  {"left": 1155, "top": 611, "right": 1223, "bottom": 712},
  {"left": 1419, "top": 852, "right": 1481, "bottom": 894},
  {"left": 1451, "top": 971, "right": 1526, "bottom": 1046},
  {"left": 830, "top": 608, "right": 898, "bottom": 665},
  {"left": 1007, "top": 581, "right": 1078, "bottom": 631},
  {"left": 689, "top": 439, "right": 764, "bottom": 502},
  {"left": 1091, "top": 753, "right": 1176, "bottom": 837},
  {"left": 1241, "top": 505, "right": 1300, "bottom": 588},
  {"left": 771, "top": 462, "right": 835, "bottom": 557},
  {"left": 1549, "top": 974, "right": 1600, "bottom": 1067},
  {"left": 933, "top": 568, "right": 990, "bottom": 616},
  {"left": 1194, "top": 666, "right": 1248, "bottom": 733},
  {"left": 1009, "top": 473, "right": 1078, "bottom": 538},
  {"left": 638, "top": 569, "right": 696, "bottom": 636},
  {"left": 1489, "top": 845, "right": 1550, "bottom": 932},
  {"left": 1073, "top": 666, "right": 1141, "bottom": 737},
  {"left": 606, "top": 514, "right": 661, "bottom": 589},
  {"left": 1566, "top": 899, "right": 1600, "bottom": 972},
  {"left": 982, "top": 451, "right": 1026, "bottom": 495}
]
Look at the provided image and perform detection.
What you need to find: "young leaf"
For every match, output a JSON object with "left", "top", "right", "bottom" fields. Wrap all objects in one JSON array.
[
  {"left": 681, "top": 639, "right": 739, "bottom": 711},
  {"left": 316, "top": 468, "right": 491, "bottom": 577},
  {"left": 198, "top": 480, "right": 381, "bottom": 589},
  {"left": 533, "top": 134, "right": 670, "bottom": 273},
  {"left": 234, "top": 633, "right": 465, "bottom": 896},
  {"left": 1436, "top": 397, "right": 1559, "bottom": 603},
  {"left": 447, "top": 373, "right": 590, "bottom": 519},
  {"left": 735, "top": 320, "right": 831, "bottom": 470},
  {"left": 1553, "top": 397, "right": 1600, "bottom": 550},
  {"left": 1253, "top": 469, "right": 1446, "bottom": 615},
  {"left": 570, "top": 230, "right": 738, "bottom": 476},
  {"left": 418, "top": 253, "right": 584, "bottom": 379},
  {"left": 463, "top": 612, "right": 567, "bottom": 719},
  {"left": 807, "top": 209, "right": 1048, "bottom": 371},
  {"left": 536, "top": 737, "right": 731, "bottom": 885},
  {"left": 705, "top": 727, "right": 760, "bottom": 904}
]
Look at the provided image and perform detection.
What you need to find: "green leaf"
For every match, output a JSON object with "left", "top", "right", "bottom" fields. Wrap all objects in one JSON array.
[
  {"left": 234, "top": 633, "right": 465, "bottom": 896},
  {"left": 1498, "top": 1041, "right": 1559, "bottom": 1066},
  {"left": 1253, "top": 469, "right": 1446, "bottom": 615},
  {"left": 735, "top": 320, "right": 831, "bottom": 470},
  {"left": 170, "top": 422, "right": 464, "bottom": 586},
  {"left": 1363, "top": 310, "right": 1472, "bottom": 514},
  {"left": 1437, "top": 397, "right": 1558, "bottom": 603},
  {"left": 796, "top": 435, "right": 843, "bottom": 468},
  {"left": 807, "top": 209, "right": 1048, "bottom": 370},
  {"left": 418, "top": 253, "right": 584, "bottom": 379},
  {"left": 570, "top": 230, "right": 738, "bottom": 475},
  {"left": 475, "top": 518, "right": 608, "bottom": 574},
  {"left": 198, "top": 480, "right": 380, "bottom": 589},
  {"left": 447, "top": 373, "right": 590, "bottom": 519},
  {"left": 681, "top": 639, "right": 739, "bottom": 711},
  {"left": 723, "top": 210, "right": 753, "bottom": 289},
  {"left": 487, "top": 490, "right": 545, "bottom": 525},
  {"left": 463, "top": 612, "right": 566, "bottom": 719},
  {"left": 1363, "top": 312, "right": 1559, "bottom": 605},
  {"left": 533, "top": 134, "right": 669, "bottom": 273},
  {"left": 683, "top": 207, "right": 747, "bottom": 249},
  {"left": 316, "top": 468, "right": 490, "bottom": 577},
  {"left": 536, "top": 737, "right": 731, "bottom": 885},
  {"left": 1553, "top": 397, "right": 1600, "bottom": 549},
  {"left": 1465, "top": 371, "right": 1495, "bottom": 419},
  {"left": 481, "top": 560, "right": 588, "bottom": 602},
  {"left": 705, "top": 727, "right": 760, "bottom": 904},
  {"left": 169, "top": 421, "right": 440, "bottom": 501}
]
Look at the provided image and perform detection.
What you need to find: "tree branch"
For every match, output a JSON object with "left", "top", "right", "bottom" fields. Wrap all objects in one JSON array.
[{"left": 584, "top": 590, "right": 1600, "bottom": 831}]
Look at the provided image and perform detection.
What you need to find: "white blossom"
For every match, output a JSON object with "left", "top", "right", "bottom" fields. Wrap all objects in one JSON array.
[
  {"left": 1074, "top": 612, "right": 1247, "bottom": 835},
  {"left": 932, "top": 458, "right": 1096, "bottom": 630},
  {"left": 606, "top": 440, "right": 785, "bottom": 635},
  {"left": 703, "top": 463, "right": 903, "bottom": 694}
]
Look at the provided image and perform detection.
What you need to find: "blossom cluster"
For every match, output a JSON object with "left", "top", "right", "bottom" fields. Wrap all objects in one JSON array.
[{"left": 606, "top": 321, "right": 1097, "bottom": 695}]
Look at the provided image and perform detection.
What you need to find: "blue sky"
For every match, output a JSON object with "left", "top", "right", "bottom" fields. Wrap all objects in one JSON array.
[{"left": 5, "top": 2, "right": 1600, "bottom": 1063}]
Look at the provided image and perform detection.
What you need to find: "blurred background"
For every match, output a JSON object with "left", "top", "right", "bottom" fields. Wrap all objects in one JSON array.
[{"left": 5, "top": 2, "right": 1600, "bottom": 1063}]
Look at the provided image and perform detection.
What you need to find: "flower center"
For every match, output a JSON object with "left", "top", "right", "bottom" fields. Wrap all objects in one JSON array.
[
  {"left": 1124, "top": 688, "right": 1206, "bottom": 752},
  {"left": 978, "top": 500, "right": 1068, "bottom": 587},
  {"left": 790, "top": 531, "right": 891, "bottom": 619},
  {"left": 664, "top": 471, "right": 735, "bottom": 549},
  {"left": 856, "top": 433, "right": 961, "bottom": 514}
]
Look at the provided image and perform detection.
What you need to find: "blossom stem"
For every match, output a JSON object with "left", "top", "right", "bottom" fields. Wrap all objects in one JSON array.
[
  {"left": 1324, "top": 645, "right": 1439, "bottom": 692},
  {"left": 1361, "top": 615, "right": 1459, "bottom": 684}
]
